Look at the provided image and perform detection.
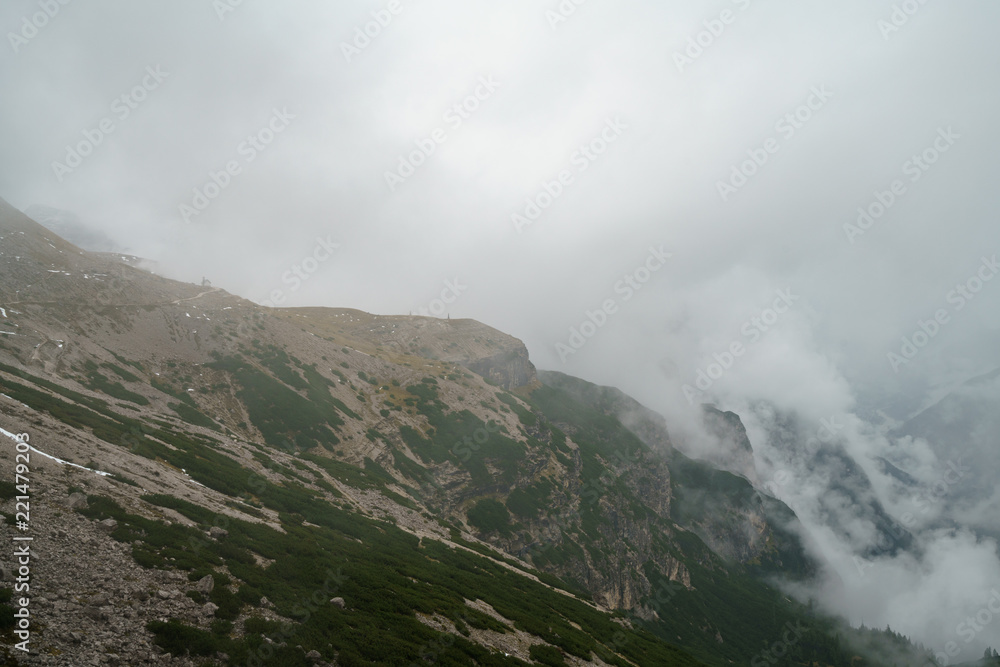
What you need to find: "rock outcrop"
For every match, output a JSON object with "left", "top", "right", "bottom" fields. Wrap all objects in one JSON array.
[{"left": 701, "top": 405, "right": 759, "bottom": 484}]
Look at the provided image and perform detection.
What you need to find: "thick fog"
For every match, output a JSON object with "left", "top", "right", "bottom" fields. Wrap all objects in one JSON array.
[{"left": 3, "top": 1, "right": 1000, "bottom": 661}]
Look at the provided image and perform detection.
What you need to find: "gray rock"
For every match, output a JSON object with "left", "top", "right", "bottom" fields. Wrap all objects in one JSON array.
[
  {"left": 156, "top": 590, "right": 172, "bottom": 600},
  {"left": 67, "top": 492, "right": 88, "bottom": 510},
  {"left": 209, "top": 526, "right": 228, "bottom": 539},
  {"left": 202, "top": 602, "right": 219, "bottom": 616},
  {"left": 195, "top": 574, "right": 214, "bottom": 594},
  {"left": 98, "top": 518, "right": 118, "bottom": 533},
  {"left": 84, "top": 606, "right": 108, "bottom": 622},
  {"left": 305, "top": 649, "right": 323, "bottom": 661},
  {"left": 330, "top": 597, "right": 345, "bottom": 609}
]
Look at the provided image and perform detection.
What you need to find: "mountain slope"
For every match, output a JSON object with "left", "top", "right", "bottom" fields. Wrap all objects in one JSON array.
[{"left": 0, "top": 199, "right": 932, "bottom": 666}]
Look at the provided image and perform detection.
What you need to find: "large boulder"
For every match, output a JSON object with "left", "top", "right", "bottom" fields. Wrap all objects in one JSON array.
[{"left": 195, "top": 575, "right": 215, "bottom": 594}]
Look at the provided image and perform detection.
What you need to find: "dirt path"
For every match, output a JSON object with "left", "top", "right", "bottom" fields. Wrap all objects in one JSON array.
[
  {"left": 5, "top": 287, "right": 223, "bottom": 309},
  {"left": 170, "top": 287, "right": 221, "bottom": 305}
]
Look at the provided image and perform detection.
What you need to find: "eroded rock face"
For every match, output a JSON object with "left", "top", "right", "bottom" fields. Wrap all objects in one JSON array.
[
  {"left": 531, "top": 372, "right": 816, "bottom": 586},
  {"left": 463, "top": 345, "right": 537, "bottom": 390},
  {"left": 701, "top": 405, "right": 759, "bottom": 485},
  {"left": 466, "top": 433, "right": 689, "bottom": 613}
]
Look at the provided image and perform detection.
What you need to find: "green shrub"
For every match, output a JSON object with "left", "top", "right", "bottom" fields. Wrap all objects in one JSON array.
[
  {"left": 467, "top": 499, "right": 511, "bottom": 536},
  {"left": 147, "top": 619, "right": 222, "bottom": 657},
  {"left": 0, "top": 587, "right": 14, "bottom": 630},
  {"left": 530, "top": 644, "right": 569, "bottom": 666},
  {"left": 496, "top": 393, "right": 536, "bottom": 426},
  {"left": 505, "top": 481, "right": 552, "bottom": 520},
  {"left": 169, "top": 402, "right": 220, "bottom": 431},
  {"left": 244, "top": 616, "right": 284, "bottom": 636}
]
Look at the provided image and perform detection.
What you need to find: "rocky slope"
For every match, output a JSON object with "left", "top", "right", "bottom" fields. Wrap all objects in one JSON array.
[
  {"left": 282, "top": 307, "right": 538, "bottom": 391},
  {"left": 0, "top": 198, "right": 928, "bottom": 666}
]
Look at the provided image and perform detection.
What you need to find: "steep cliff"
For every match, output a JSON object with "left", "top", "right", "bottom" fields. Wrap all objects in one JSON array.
[{"left": 700, "top": 406, "right": 759, "bottom": 485}]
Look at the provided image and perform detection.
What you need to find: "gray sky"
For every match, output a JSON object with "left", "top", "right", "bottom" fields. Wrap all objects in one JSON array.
[{"left": 3, "top": 0, "right": 1000, "bottom": 657}]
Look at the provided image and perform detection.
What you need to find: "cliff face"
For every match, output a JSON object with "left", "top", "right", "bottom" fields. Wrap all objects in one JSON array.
[
  {"left": 507, "top": 441, "right": 688, "bottom": 611},
  {"left": 536, "top": 371, "right": 817, "bottom": 581},
  {"left": 700, "top": 405, "right": 759, "bottom": 484},
  {"left": 464, "top": 345, "right": 536, "bottom": 390}
]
